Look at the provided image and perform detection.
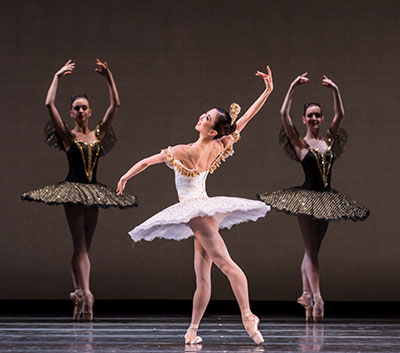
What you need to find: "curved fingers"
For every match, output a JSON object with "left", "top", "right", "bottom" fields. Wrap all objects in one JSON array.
[{"left": 116, "top": 178, "right": 126, "bottom": 195}]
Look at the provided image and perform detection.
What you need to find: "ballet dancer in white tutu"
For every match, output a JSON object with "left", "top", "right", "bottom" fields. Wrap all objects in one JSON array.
[{"left": 117, "top": 66, "right": 273, "bottom": 345}]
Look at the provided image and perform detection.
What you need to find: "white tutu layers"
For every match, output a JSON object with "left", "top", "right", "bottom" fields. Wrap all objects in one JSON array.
[{"left": 128, "top": 196, "right": 270, "bottom": 242}]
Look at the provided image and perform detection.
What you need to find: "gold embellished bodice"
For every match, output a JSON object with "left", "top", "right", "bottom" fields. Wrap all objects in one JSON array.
[
  {"left": 65, "top": 139, "right": 101, "bottom": 183},
  {"left": 303, "top": 147, "right": 334, "bottom": 190},
  {"left": 72, "top": 139, "right": 101, "bottom": 183},
  {"left": 43, "top": 120, "right": 117, "bottom": 184},
  {"left": 64, "top": 123, "right": 103, "bottom": 184},
  {"left": 279, "top": 126, "right": 348, "bottom": 191}
]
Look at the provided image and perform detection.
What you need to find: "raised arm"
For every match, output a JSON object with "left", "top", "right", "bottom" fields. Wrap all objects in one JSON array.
[
  {"left": 322, "top": 75, "right": 344, "bottom": 137},
  {"left": 117, "top": 152, "right": 165, "bottom": 194},
  {"left": 235, "top": 66, "right": 273, "bottom": 133},
  {"left": 95, "top": 59, "right": 121, "bottom": 137},
  {"left": 280, "top": 73, "right": 309, "bottom": 157},
  {"left": 45, "top": 60, "right": 75, "bottom": 149}
]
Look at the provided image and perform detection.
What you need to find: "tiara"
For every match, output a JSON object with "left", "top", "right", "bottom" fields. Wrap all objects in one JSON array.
[{"left": 229, "top": 103, "right": 241, "bottom": 123}]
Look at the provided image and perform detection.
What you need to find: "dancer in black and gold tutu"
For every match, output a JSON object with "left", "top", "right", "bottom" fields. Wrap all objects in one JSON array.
[
  {"left": 21, "top": 59, "right": 136, "bottom": 321},
  {"left": 258, "top": 72, "right": 369, "bottom": 322}
]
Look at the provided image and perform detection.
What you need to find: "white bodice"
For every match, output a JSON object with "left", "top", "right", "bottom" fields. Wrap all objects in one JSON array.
[
  {"left": 174, "top": 169, "right": 208, "bottom": 202},
  {"left": 161, "top": 135, "right": 240, "bottom": 202}
]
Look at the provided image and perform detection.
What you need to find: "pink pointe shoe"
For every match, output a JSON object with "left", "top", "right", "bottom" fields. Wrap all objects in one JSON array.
[
  {"left": 297, "top": 291, "right": 313, "bottom": 322},
  {"left": 69, "top": 290, "right": 84, "bottom": 321},
  {"left": 313, "top": 292, "right": 324, "bottom": 323},
  {"left": 242, "top": 313, "right": 264, "bottom": 345},
  {"left": 185, "top": 324, "right": 202, "bottom": 345},
  {"left": 82, "top": 291, "right": 94, "bottom": 322}
]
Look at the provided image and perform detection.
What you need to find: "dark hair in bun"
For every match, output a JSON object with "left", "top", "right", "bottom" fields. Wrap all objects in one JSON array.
[
  {"left": 70, "top": 94, "right": 89, "bottom": 106},
  {"left": 213, "top": 108, "right": 236, "bottom": 139},
  {"left": 303, "top": 102, "right": 322, "bottom": 116}
]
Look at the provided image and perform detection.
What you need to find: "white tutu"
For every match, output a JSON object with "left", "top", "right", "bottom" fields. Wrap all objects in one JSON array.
[
  {"left": 129, "top": 143, "right": 270, "bottom": 242},
  {"left": 129, "top": 196, "right": 270, "bottom": 242}
]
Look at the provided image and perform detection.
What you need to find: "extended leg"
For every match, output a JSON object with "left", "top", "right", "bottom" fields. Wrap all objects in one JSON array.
[
  {"left": 64, "top": 205, "right": 88, "bottom": 320},
  {"left": 185, "top": 238, "right": 213, "bottom": 344},
  {"left": 81, "top": 207, "right": 99, "bottom": 321},
  {"left": 190, "top": 217, "right": 249, "bottom": 311},
  {"left": 298, "top": 215, "right": 320, "bottom": 294},
  {"left": 191, "top": 238, "right": 213, "bottom": 325},
  {"left": 189, "top": 216, "right": 263, "bottom": 345},
  {"left": 298, "top": 215, "right": 328, "bottom": 322}
]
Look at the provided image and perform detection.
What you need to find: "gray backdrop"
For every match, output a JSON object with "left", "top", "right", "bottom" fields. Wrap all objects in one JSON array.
[{"left": 1, "top": 0, "right": 399, "bottom": 301}]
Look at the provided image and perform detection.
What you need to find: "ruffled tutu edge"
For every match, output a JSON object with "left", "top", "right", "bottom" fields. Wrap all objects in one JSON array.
[
  {"left": 21, "top": 181, "right": 138, "bottom": 209},
  {"left": 257, "top": 187, "right": 369, "bottom": 222},
  {"left": 129, "top": 197, "right": 270, "bottom": 242}
]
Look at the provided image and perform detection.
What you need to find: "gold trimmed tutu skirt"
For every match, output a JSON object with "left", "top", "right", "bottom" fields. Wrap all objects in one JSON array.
[
  {"left": 21, "top": 181, "right": 137, "bottom": 209},
  {"left": 257, "top": 187, "right": 369, "bottom": 221}
]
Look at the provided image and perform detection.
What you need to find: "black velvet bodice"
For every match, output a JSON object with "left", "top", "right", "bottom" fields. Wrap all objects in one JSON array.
[
  {"left": 65, "top": 140, "right": 101, "bottom": 184},
  {"left": 301, "top": 148, "right": 334, "bottom": 191}
]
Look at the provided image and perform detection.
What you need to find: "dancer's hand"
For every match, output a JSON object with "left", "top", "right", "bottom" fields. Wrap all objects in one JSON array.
[
  {"left": 95, "top": 58, "right": 111, "bottom": 78},
  {"left": 256, "top": 65, "right": 273, "bottom": 92},
  {"left": 117, "top": 176, "right": 127, "bottom": 195},
  {"left": 55, "top": 59, "right": 75, "bottom": 78},
  {"left": 322, "top": 74, "right": 338, "bottom": 90},
  {"left": 291, "top": 72, "right": 309, "bottom": 87}
]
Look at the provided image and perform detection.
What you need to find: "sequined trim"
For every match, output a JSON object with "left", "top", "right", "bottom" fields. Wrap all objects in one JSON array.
[
  {"left": 161, "top": 132, "right": 241, "bottom": 177},
  {"left": 258, "top": 187, "right": 369, "bottom": 222},
  {"left": 21, "top": 181, "right": 137, "bottom": 209},
  {"left": 162, "top": 147, "right": 200, "bottom": 177},
  {"left": 208, "top": 132, "right": 241, "bottom": 174},
  {"left": 44, "top": 120, "right": 116, "bottom": 155},
  {"left": 279, "top": 126, "right": 348, "bottom": 161},
  {"left": 309, "top": 148, "right": 333, "bottom": 189},
  {"left": 73, "top": 139, "right": 101, "bottom": 183}
]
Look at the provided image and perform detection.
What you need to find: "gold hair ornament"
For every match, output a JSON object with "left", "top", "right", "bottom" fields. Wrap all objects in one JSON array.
[{"left": 229, "top": 103, "right": 241, "bottom": 123}]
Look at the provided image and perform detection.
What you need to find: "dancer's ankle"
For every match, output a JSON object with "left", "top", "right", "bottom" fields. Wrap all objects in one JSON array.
[
  {"left": 82, "top": 289, "right": 93, "bottom": 297},
  {"left": 241, "top": 308, "right": 252, "bottom": 319},
  {"left": 185, "top": 323, "right": 202, "bottom": 344}
]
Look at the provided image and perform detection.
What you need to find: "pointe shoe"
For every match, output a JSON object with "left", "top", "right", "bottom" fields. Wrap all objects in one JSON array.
[
  {"left": 69, "top": 290, "right": 83, "bottom": 321},
  {"left": 82, "top": 291, "right": 94, "bottom": 322},
  {"left": 242, "top": 313, "right": 264, "bottom": 345},
  {"left": 184, "top": 325, "right": 202, "bottom": 345},
  {"left": 313, "top": 293, "right": 324, "bottom": 323},
  {"left": 297, "top": 291, "right": 313, "bottom": 322}
]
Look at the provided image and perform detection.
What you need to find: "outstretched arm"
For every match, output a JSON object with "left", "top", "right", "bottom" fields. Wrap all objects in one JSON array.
[
  {"left": 95, "top": 59, "right": 121, "bottom": 137},
  {"left": 280, "top": 73, "right": 309, "bottom": 157},
  {"left": 117, "top": 152, "right": 164, "bottom": 194},
  {"left": 235, "top": 65, "right": 273, "bottom": 133},
  {"left": 322, "top": 75, "right": 344, "bottom": 137},
  {"left": 45, "top": 60, "right": 75, "bottom": 149}
]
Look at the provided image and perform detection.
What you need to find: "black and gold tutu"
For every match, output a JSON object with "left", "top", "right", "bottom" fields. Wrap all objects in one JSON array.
[
  {"left": 258, "top": 187, "right": 368, "bottom": 221},
  {"left": 258, "top": 127, "right": 369, "bottom": 222},
  {"left": 22, "top": 181, "right": 136, "bottom": 209},
  {"left": 21, "top": 121, "right": 137, "bottom": 209}
]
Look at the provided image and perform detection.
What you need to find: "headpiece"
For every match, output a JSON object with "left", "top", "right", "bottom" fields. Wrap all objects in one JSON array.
[{"left": 229, "top": 103, "right": 241, "bottom": 123}]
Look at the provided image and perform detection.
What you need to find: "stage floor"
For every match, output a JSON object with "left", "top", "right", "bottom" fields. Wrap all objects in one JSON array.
[{"left": 0, "top": 314, "right": 399, "bottom": 352}]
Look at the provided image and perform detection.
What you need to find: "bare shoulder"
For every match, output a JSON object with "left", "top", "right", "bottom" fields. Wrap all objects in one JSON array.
[
  {"left": 169, "top": 144, "right": 189, "bottom": 159},
  {"left": 218, "top": 131, "right": 239, "bottom": 150}
]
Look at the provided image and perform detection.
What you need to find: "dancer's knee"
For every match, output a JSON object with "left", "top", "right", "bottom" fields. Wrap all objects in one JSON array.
[
  {"left": 196, "top": 278, "right": 211, "bottom": 294},
  {"left": 301, "top": 260, "right": 307, "bottom": 273},
  {"left": 215, "top": 257, "right": 236, "bottom": 276},
  {"left": 72, "top": 245, "right": 88, "bottom": 258},
  {"left": 304, "top": 251, "right": 318, "bottom": 265}
]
